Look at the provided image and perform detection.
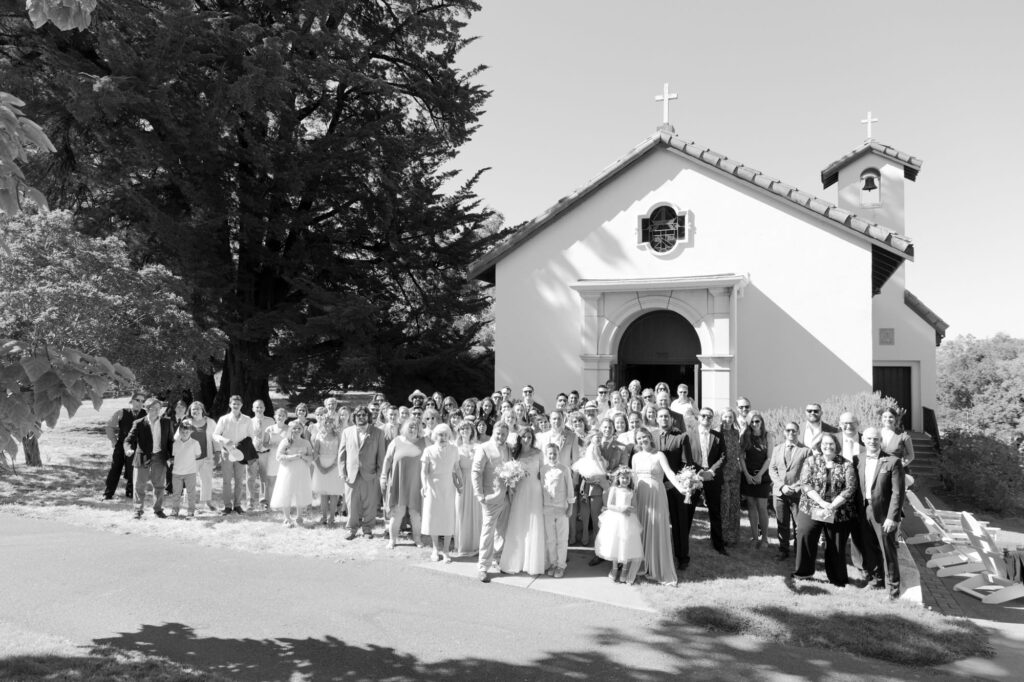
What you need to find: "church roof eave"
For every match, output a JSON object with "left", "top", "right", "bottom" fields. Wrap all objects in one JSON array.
[
  {"left": 904, "top": 290, "right": 950, "bottom": 347},
  {"left": 469, "top": 132, "right": 915, "bottom": 284},
  {"left": 820, "top": 140, "right": 923, "bottom": 189}
]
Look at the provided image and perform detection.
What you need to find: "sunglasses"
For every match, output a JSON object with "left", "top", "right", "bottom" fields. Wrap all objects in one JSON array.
[
  {"left": 750, "top": 419, "right": 762, "bottom": 424},
  {"left": 805, "top": 409, "right": 820, "bottom": 414},
  {"left": 785, "top": 428, "right": 798, "bottom": 433}
]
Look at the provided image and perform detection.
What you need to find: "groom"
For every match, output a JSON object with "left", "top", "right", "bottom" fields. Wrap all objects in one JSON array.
[{"left": 472, "top": 421, "right": 512, "bottom": 583}]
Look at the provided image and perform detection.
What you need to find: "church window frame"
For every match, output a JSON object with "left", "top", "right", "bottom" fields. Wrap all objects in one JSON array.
[{"left": 636, "top": 203, "right": 694, "bottom": 256}]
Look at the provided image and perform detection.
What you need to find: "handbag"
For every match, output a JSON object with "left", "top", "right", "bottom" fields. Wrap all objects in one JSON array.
[{"left": 810, "top": 505, "right": 835, "bottom": 524}]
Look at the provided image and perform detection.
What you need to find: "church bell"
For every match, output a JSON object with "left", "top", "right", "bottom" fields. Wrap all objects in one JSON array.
[{"left": 862, "top": 175, "right": 878, "bottom": 191}]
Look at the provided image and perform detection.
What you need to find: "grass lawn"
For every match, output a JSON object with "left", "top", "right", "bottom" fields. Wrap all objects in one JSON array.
[{"left": 0, "top": 398, "right": 994, "bottom": 669}]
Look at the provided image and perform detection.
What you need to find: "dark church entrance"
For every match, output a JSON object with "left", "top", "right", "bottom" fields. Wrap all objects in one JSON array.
[{"left": 615, "top": 310, "right": 702, "bottom": 404}]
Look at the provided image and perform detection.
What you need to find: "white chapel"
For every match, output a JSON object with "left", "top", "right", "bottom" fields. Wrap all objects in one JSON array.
[{"left": 469, "top": 99, "right": 947, "bottom": 431}]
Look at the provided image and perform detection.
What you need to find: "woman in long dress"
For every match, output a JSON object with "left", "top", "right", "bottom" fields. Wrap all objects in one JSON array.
[
  {"left": 631, "top": 427, "right": 689, "bottom": 586},
  {"left": 452, "top": 419, "right": 482, "bottom": 556},
  {"left": 270, "top": 422, "right": 313, "bottom": 527},
  {"left": 262, "top": 408, "right": 289, "bottom": 508},
  {"left": 311, "top": 417, "right": 345, "bottom": 525},
  {"left": 499, "top": 426, "right": 546, "bottom": 575},
  {"left": 718, "top": 408, "right": 743, "bottom": 546},
  {"left": 421, "top": 424, "right": 461, "bottom": 562},
  {"left": 380, "top": 418, "right": 426, "bottom": 548}
]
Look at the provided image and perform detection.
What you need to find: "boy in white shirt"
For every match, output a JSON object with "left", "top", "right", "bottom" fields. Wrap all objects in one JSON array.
[
  {"left": 170, "top": 420, "right": 201, "bottom": 518},
  {"left": 541, "top": 443, "right": 576, "bottom": 578}
]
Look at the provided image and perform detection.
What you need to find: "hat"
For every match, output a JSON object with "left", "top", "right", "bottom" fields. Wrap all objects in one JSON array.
[
  {"left": 143, "top": 397, "right": 162, "bottom": 408},
  {"left": 584, "top": 400, "right": 598, "bottom": 410},
  {"left": 408, "top": 389, "right": 427, "bottom": 402}
]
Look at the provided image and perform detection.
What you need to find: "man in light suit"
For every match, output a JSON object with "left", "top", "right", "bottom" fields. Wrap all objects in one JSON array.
[
  {"left": 802, "top": 402, "right": 839, "bottom": 452},
  {"left": 858, "top": 427, "right": 906, "bottom": 599},
  {"left": 769, "top": 421, "right": 811, "bottom": 560},
  {"left": 339, "top": 405, "right": 386, "bottom": 539},
  {"left": 472, "top": 421, "right": 512, "bottom": 583}
]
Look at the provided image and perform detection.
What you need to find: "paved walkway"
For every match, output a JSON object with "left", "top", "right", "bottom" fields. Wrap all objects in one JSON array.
[
  {"left": 1, "top": 513, "right": 947, "bottom": 681},
  {"left": 899, "top": 480, "right": 1024, "bottom": 679}
]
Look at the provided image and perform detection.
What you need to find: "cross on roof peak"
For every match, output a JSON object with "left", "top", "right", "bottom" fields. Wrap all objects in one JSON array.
[
  {"left": 655, "top": 83, "right": 678, "bottom": 126},
  {"left": 861, "top": 110, "right": 879, "bottom": 141}
]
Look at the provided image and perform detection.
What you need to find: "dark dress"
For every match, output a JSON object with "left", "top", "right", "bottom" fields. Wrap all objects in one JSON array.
[{"left": 740, "top": 439, "right": 771, "bottom": 498}]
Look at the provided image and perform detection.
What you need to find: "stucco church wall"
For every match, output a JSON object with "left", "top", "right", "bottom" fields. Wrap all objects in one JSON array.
[
  {"left": 873, "top": 268, "right": 937, "bottom": 430},
  {"left": 494, "top": 147, "right": 874, "bottom": 406}
]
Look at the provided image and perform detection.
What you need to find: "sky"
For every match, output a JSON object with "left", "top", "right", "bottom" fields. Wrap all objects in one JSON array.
[{"left": 450, "top": 0, "right": 1024, "bottom": 339}]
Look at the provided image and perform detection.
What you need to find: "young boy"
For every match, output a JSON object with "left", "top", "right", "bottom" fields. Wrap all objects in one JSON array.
[
  {"left": 541, "top": 443, "right": 575, "bottom": 578},
  {"left": 170, "top": 420, "right": 201, "bottom": 518}
]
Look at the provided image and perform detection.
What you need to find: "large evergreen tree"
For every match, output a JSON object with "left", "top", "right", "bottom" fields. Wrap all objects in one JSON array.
[{"left": 1, "top": 0, "right": 499, "bottom": 411}]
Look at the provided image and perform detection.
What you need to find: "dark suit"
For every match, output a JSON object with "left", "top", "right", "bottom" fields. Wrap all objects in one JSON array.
[
  {"left": 654, "top": 428, "right": 696, "bottom": 565},
  {"left": 857, "top": 452, "right": 906, "bottom": 594},
  {"left": 692, "top": 428, "right": 727, "bottom": 552},
  {"left": 126, "top": 416, "right": 174, "bottom": 514}
]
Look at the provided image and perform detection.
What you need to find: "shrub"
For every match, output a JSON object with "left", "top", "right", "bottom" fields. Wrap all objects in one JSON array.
[
  {"left": 757, "top": 392, "right": 898, "bottom": 444},
  {"left": 938, "top": 428, "right": 1024, "bottom": 512}
]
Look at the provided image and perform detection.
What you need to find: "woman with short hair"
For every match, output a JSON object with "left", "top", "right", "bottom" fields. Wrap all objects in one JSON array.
[
  {"left": 380, "top": 419, "right": 427, "bottom": 549},
  {"left": 793, "top": 432, "right": 858, "bottom": 586},
  {"left": 187, "top": 401, "right": 218, "bottom": 512}
]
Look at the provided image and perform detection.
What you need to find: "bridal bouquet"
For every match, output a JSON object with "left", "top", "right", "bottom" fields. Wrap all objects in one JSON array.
[
  {"left": 497, "top": 460, "right": 528, "bottom": 490},
  {"left": 571, "top": 453, "right": 607, "bottom": 480},
  {"left": 675, "top": 466, "right": 704, "bottom": 504}
]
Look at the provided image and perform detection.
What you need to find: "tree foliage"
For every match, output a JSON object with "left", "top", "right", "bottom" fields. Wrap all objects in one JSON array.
[
  {"left": 3, "top": 0, "right": 503, "bottom": 411},
  {"left": 0, "top": 209, "right": 222, "bottom": 394},
  {"left": 937, "top": 333, "right": 1024, "bottom": 439}
]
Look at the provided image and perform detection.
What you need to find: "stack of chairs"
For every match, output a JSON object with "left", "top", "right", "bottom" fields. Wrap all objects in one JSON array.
[{"left": 952, "top": 512, "right": 1024, "bottom": 605}]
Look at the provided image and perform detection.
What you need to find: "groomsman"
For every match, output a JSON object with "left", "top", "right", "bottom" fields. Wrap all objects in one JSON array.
[
  {"left": 655, "top": 391, "right": 685, "bottom": 432},
  {"left": 653, "top": 408, "right": 694, "bottom": 568},
  {"left": 103, "top": 392, "right": 145, "bottom": 500},
  {"left": 126, "top": 397, "right": 174, "bottom": 518},
  {"left": 339, "top": 406, "right": 386, "bottom": 539},
  {"left": 838, "top": 412, "right": 870, "bottom": 578},
  {"left": 212, "top": 395, "right": 255, "bottom": 514},
  {"left": 521, "top": 385, "right": 545, "bottom": 414},
  {"left": 802, "top": 403, "right": 839, "bottom": 451},
  {"left": 858, "top": 427, "right": 906, "bottom": 599},
  {"left": 693, "top": 408, "right": 728, "bottom": 555},
  {"left": 769, "top": 422, "right": 811, "bottom": 560},
  {"left": 251, "top": 400, "right": 275, "bottom": 510},
  {"left": 735, "top": 397, "right": 752, "bottom": 432}
]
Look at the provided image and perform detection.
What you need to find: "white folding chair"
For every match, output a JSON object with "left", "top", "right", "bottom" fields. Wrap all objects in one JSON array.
[{"left": 953, "top": 512, "right": 1024, "bottom": 605}]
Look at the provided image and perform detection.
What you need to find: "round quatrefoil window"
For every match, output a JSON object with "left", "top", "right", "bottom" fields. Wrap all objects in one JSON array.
[{"left": 638, "top": 205, "right": 689, "bottom": 255}]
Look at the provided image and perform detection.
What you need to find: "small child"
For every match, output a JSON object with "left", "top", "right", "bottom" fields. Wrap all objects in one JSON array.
[
  {"left": 170, "top": 420, "right": 201, "bottom": 518},
  {"left": 541, "top": 443, "right": 575, "bottom": 578},
  {"left": 593, "top": 466, "right": 644, "bottom": 584}
]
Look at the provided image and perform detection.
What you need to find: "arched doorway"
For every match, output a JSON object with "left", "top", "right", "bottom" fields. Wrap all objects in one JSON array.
[{"left": 616, "top": 310, "right": 702, "bottom": 403}]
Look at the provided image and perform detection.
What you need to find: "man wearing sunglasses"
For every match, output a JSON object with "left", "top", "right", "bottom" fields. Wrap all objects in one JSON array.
[
  {"left": 802, "top": 403, "right": 838, "bottom": 451},
  {"left": 769, "top": 421, "right": 811, "bottom": 560}
]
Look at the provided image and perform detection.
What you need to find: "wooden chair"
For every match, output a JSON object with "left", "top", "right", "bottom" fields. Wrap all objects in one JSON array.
[
  {"left": 924, "top": 496, "right": 1000, "bottom": 540},
  {"left": 903, "top": 492, "right": 984, "bottom": 577},
  {"left": 952, "top": 512, "right": 1024, "bottom": 604}
]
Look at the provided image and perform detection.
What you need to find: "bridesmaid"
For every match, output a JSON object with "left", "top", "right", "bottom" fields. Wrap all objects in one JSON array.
[
  {"left": 380, "top": 419, "right": 426, "bottom": 548},
  {"left": 263, "top": 408, "right": 289, "bottom": 507},
  {"left": 187, "top": 401, "right": 218, "bottom": 512},
  {"left": 631, "top": 427, "right": 689, "bottom": 585},
  {"left": 452, "top": 419, "right": 483, "bottom": 556},
  {"left": 740, "top": 410, "right": 773, "bottom": 548},
  {"left": 879, "top": 407, "right": 915, "bottom": 468},
  {"left": 311, "top": 417, "right": 344, "bottom": 525},
  {"left": 718, "top": 408, "right": 743, "bottom": 546}
]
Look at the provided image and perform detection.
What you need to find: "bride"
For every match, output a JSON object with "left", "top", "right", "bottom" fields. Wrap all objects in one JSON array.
[{"left": 499, "top": 426, "right": 546, "bottom": 575}]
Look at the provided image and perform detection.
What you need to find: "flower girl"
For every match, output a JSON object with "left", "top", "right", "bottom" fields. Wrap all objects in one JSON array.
[{"left": 593, "top": 466, "right": 644, "bottom": 584}]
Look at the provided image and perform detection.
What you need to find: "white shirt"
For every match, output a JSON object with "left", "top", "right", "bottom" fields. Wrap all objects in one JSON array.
[
  {"left": 803, "top": 423, "right": 821, "bottom": 447},
  {"left": 842, "top": 436, "right": 860, "bottom": 463},
  {"left": 863, "top": 452, "right": 880, "bottom": 502},
  {"left": 252, "top": 415, "right": 275, "bottom": 451},
  {"left": 698, "top": 428, "right": 710, "bottom": 468},
  {"left": 148, "top": 417, "right": 163, "bottom": 454},
  {"left": 213, "top": 412, "right": 254, "bottom": 449},
  {"left": 171, "top": 437, "right": 200, "bottom": 475}
]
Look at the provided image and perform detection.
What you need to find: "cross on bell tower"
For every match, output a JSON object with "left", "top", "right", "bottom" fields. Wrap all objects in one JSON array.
[{"left": 861, "top": 111, "right": 879, "bottom": 141}]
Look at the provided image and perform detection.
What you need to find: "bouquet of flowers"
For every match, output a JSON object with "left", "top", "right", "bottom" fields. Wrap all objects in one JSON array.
[
  {"left": 674, "top": 466, "right": 704, "bottom": 504},
  {"left": 571, "top": 452, "right": 607, "bottom": 481},
  {"left": 497, "top": 459, "right": 528, "bottom": 491}
]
